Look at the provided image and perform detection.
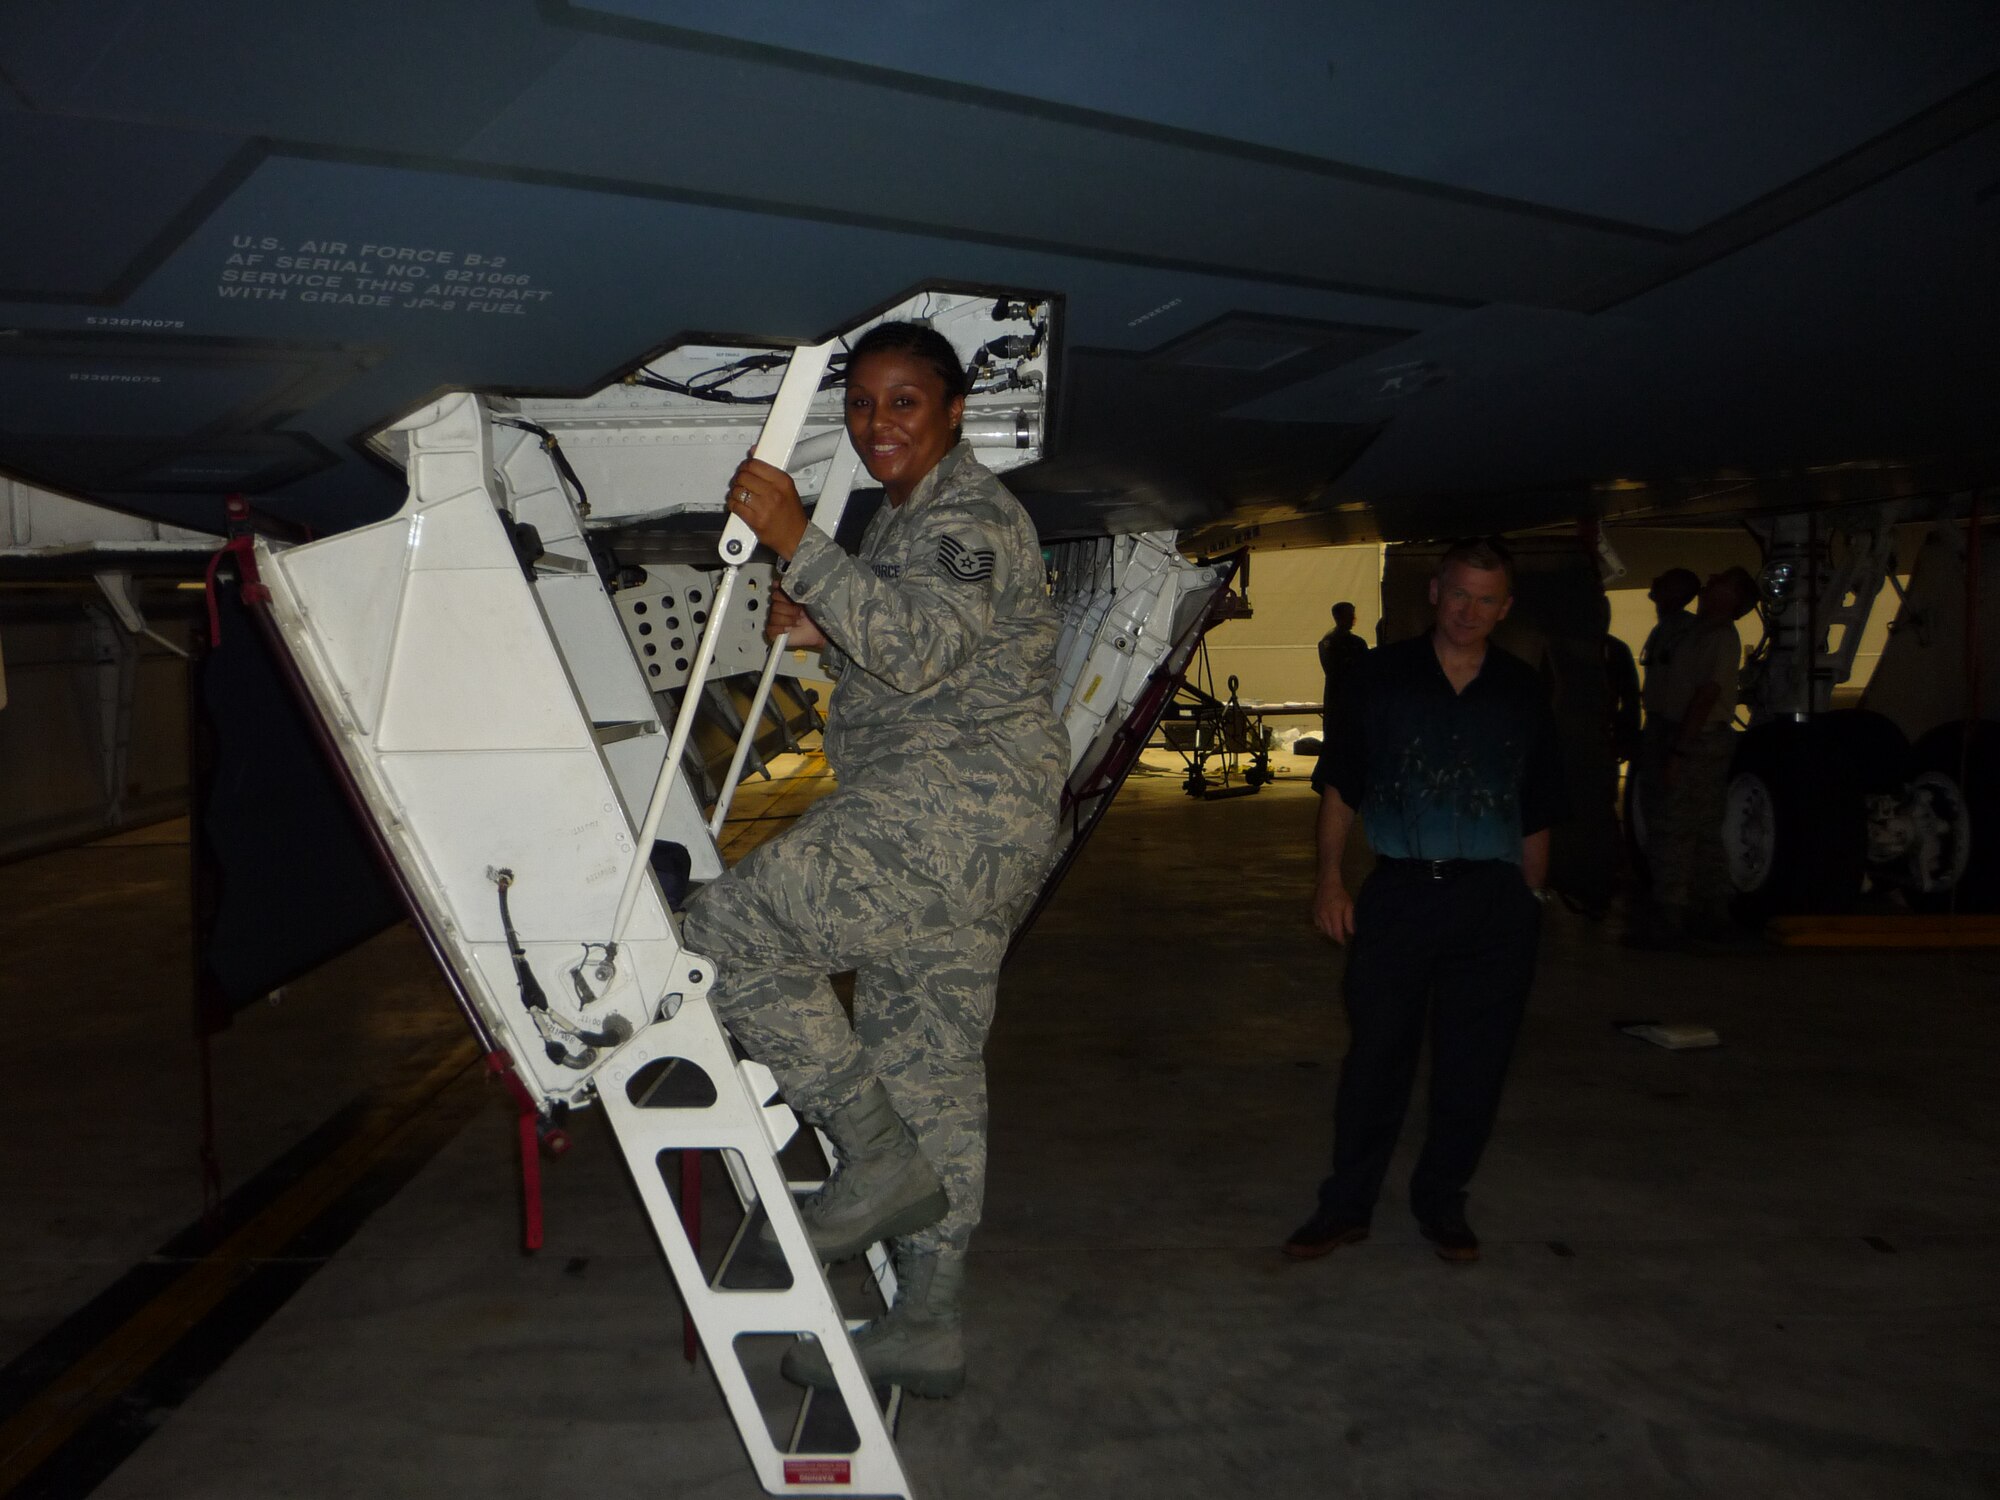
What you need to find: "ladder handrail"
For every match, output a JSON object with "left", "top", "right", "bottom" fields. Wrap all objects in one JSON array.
[
  {"left": 611, "top": 340, "right": 838, "bottom": 943},
  {"left": 709, "top": 439, "right": 864, "bottom": 835}
]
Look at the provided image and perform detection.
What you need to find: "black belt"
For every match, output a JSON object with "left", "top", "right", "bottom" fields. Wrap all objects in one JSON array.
[{"left": 1375, "top": 857, "right": 1501, "bottom": 881}]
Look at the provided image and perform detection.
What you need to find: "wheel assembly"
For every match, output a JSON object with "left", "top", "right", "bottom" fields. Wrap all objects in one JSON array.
[
  {"left": 1721, "top": 767, "right": 1777, "bottom": 899},
  {"left": 1725, "top": 713, "right": 1902, "bottom": 921},
  {"left": 1904, "top": 720, "right": 1999, "bottom": 912},
  {"left": 1872, "top": 771, "right": 1973, "bottom": 903}
]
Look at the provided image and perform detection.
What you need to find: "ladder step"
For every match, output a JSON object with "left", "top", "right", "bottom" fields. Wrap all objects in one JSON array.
[
  {"left": 790, "top": 1379, "right": 899, "bottom": 1456},
  {"left": 714, "top": 1204, "right": 795, "bottom": 1291},
  {"left": 601, "top": 1000, "right": 916, "bottom": 1494}
]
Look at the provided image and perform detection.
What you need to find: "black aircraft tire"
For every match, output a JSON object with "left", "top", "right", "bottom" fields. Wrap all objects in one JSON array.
[
  {"left": 1908, "top": 720, "right": 2000, "bottom": 913},
  {"left": 1807, "top": 708, "right": 1912, "bottom": 793},
  {"left": 1724, "top": 721, "right": 1868, "bottom": 922}
]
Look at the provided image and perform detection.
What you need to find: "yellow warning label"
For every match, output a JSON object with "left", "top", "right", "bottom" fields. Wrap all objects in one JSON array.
[{"left": 1082, "top": 674, "right": 1102, "bottom": 706}]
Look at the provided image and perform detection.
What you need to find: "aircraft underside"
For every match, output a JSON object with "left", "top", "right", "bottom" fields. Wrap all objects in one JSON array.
[{"left": 6, "top": 6, "right": 2000, "bottom": 546}]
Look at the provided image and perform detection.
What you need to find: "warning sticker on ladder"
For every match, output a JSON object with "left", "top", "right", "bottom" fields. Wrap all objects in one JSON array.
[{"left": 784, "top": 1459, "right": 853, "bottom": 1484}]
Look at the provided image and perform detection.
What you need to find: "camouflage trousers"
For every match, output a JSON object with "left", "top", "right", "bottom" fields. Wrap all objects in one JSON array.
[
  {"left": 681, "top": 790, "right": 1047, "bottom": 1257},
  {"left": 1632, "top": 722, "right": 1675, "bottom": 852},
  {"left": 1648, "top": 727, "right": 1736, "bottom": 923}
]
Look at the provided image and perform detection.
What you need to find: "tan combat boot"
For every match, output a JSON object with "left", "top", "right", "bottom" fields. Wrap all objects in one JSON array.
[
  {"left": 798, "top": 1081, "right": 949, "bottom": 1263},
  {"left": 782, "top": 1247, "right": 966, "bottom": 1399}
]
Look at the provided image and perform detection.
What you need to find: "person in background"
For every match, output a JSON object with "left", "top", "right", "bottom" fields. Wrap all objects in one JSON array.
[
  {"left": 1632, "top": 568, "right": 1702, "bottom": 851},
  {"left": 1600, "top": 587, "right": 1641, "bottom": 823},
  {"left": 1630, "top": 566, "right": 1758, "bottom": 945},
  {"left": 1284, "top": 538, "right": 1563, "bottom": 1267},
  {"left": 1317, "top": 601, "right": 1369, "bottom": 738},
  {"left": 1605, "top": 627, "right": 1641, "bottom": 769},
  {"left": 1593, "top": 600, "right": 1643, "bottom": 921}
]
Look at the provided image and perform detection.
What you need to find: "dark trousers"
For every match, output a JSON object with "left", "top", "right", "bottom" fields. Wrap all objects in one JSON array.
[{"left": 1317, "top": 860, "right": 1542, "bottom": 1226}]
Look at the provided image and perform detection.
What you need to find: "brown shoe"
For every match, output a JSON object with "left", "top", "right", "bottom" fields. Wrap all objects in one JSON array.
[
  {"left": 1283, "top": 1210, "right": 1370, "bottom": 1260},
  {"left": 1419, "top": 1220, "right": 1480, "bottom": 1264}
]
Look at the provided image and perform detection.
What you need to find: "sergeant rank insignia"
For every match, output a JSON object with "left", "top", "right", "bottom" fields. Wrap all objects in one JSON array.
[{"left": 937, "top": 535, "right": 996, "bottom": 583}]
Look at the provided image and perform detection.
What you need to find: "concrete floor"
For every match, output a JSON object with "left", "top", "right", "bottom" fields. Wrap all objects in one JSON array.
[{"left": 6, "top": 764, "right": 1999, "bottom": 1498}]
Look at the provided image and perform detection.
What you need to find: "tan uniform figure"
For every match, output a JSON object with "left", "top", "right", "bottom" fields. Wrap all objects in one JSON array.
[
  {"left": 1648, "top": 617, "right": 1742, "bottom": 926},
  {"left": 682, "top": 443, "right": 1065, "bottom": 1258}
]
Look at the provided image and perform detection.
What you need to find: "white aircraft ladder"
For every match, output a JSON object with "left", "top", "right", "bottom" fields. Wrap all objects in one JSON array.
[
  {"left": 246, "top": 343, "right": 916, "bottom": 1496},
  {"left": 599, "top": 1027, "right": 914, "bottom": 1495}
]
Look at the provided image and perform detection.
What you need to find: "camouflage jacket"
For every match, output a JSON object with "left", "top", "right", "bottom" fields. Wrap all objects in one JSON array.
[{"left": 782, "top": 443, "right": 1066, "bottom": 848}]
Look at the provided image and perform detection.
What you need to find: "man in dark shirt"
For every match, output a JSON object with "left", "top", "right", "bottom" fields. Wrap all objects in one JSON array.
[
  {"left": 1316, "top": 601, "right": 1369, "bottom": 737},
  {"left": 1285, "top": 538, "right": 1564, "bottom": 1265}
]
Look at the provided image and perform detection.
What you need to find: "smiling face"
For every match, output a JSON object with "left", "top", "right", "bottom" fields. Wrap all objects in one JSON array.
[
  {"left": 844, "top": 349, "right": 965, "bottom": 505},
  {"left": 1428, "top": 560, "right": 1513, "bottom": 651}
]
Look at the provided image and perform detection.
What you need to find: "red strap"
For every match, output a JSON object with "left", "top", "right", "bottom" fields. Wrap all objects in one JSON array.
[
  {"left": 516, "top": 1109, "right": 544, "bottom": 1252},
  {"left": 484, "top": 1052, "right": 545, "bottom": 1252}
]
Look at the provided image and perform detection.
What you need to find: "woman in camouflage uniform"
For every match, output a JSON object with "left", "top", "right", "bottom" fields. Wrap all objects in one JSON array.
[{"left": 684, "top": 322, "right": 1065, "bottom": 1397}]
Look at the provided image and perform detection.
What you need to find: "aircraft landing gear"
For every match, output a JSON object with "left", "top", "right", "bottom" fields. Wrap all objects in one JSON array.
[{"left": 1726, "top": 710, "right": 2000, "bottom": 918}]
